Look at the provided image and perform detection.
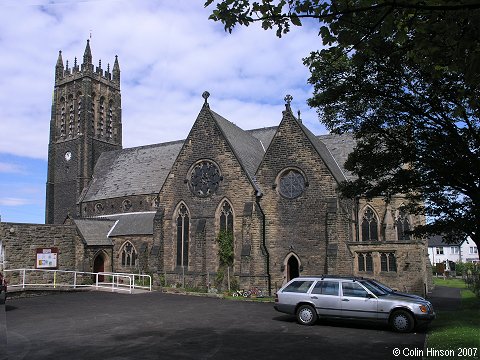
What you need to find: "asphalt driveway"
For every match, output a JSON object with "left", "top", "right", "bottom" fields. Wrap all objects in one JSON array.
[{"left": 4, "top": 291, "right": 426, "bottom": 360}]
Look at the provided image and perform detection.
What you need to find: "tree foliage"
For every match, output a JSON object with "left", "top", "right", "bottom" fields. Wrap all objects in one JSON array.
[
  {"left": 217, "top": 230, "right": 234, "bottom": 266},
  {"left": 205, "top": 0, "right": 480, "bottom": 247}
]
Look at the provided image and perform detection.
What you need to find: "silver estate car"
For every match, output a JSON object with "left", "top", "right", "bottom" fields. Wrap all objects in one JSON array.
[{"left": 274, "top": 276, "right": 435, "bottom": 332}]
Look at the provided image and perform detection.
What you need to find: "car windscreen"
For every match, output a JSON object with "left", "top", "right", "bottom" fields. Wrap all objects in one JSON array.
[
  {"left": 369, "top": 280, "right": 394, "bottom": 293},
  {"left": 359, "top": 280, "right": 388, "bottom": 296}
]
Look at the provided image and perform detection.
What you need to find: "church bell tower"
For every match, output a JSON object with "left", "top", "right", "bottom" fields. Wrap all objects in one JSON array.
[{"left": 46, "top": 40, "right": 122, "bottom": 224}]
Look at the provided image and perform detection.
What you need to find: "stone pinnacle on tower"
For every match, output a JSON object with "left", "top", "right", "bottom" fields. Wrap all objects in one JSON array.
[
  {"left": 55, "top": 50, "right": 64, "bottom": 80},
  {"left": 112, "top": 55, "right": 120, "bottom": 83},
  {"left": 83, "top": 39, "right": 92, "bottom": 66}
]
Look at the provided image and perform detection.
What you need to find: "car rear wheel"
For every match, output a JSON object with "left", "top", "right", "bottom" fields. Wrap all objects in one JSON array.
[
  {"left": 390, "top": 310, "right": 414, "bottom": 332},
  {"left": 296, "top": 304, "right": 317, "bottom": 326}
]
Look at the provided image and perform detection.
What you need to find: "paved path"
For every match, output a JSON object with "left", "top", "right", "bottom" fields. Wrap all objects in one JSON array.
[{"left": 427, "top": 285, "right": 462, "bottom": 311}]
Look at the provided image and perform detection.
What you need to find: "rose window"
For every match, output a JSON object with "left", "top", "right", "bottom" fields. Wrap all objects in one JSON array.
[
  {"left": 279, "top": 169, "right": 305, "bottom": 199},
  {"left": 189, "top": 161, "right": 221, "bottom": 197}
]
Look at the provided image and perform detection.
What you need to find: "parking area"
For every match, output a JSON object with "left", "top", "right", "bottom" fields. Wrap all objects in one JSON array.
[{"left": 4, "top": 291, "right": 426, "bottom": 360}]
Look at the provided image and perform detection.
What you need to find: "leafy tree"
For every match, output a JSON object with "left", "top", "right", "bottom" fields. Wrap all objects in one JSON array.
[
  {"left": 205, "top": 0, "right": 480, "bottom": 247},
  {"left": 217, "top": 230, "right": 234, "bottom": 266}
]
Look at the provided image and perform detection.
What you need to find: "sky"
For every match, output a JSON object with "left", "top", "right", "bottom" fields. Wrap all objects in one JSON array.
[{"left": 0, "top": 0, "right": 327, "bottom": 224}]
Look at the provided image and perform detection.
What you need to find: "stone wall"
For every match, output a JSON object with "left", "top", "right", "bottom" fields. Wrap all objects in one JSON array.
[
  {"left": 158, "top": 107, "right": 262, "bottom": 290},
  {"left": 111, "top": 234, "right": 153, "bottom": 274},
  {"left": 1, "top": 222, "right": 78, "bottom": 270},
  {"left": 256, "top": 110, "right": 353, "bottom": 291},
  {"left": 0, "top": 222, "right": 80, "bottom": 286}
]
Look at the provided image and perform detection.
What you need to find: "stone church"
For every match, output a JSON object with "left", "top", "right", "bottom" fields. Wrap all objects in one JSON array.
[{"left": 1, "top": 41, "right": 432, "bottom": 295}]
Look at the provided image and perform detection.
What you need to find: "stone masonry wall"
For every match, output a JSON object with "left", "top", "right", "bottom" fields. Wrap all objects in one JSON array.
[
  {"left": 0, "top": 222, "right": 80, "bottom": 286},
  {"left": 256, "top": 110, "right": 352, "bottom": 292},
  {"left": 159, "top": 107, "right": 264, "bottom": 290}
]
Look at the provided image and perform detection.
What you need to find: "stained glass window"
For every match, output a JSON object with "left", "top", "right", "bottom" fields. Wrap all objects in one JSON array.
[
  {"left": 176, "top": 204, "right": 189, "bottom": 267},
  {"left": 189, "top": 161, "right": 221, "bottom": 197},
  {"left": 121, "top": 241, "right": 137, "bottom": 267},
  {"left": 381, "top": 252, "right": 397, "bottom": 272},
  {"left": 279, "top": 169, "right": 305, "bottom": 199},
  {"left": 219, "top": 201, "right": 233, "bottom": 235},
  {"left": 396, "top": 211, "right": 411, "bottom": 240},
  {"left": 361, "top": 207, "right": 378, "bottom": 241},
  {"left": 358, "top": 252, "right": 373, "bottom": 272}
]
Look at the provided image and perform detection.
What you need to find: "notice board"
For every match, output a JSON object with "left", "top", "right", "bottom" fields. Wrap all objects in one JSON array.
[{"left": 36, "top": 247, "right": 58, "bottom": 269}]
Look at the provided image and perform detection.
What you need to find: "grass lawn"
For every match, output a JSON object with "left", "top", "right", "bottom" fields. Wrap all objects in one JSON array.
[{"left": 426, "top": 278, "right": 480, "bottom": 359}]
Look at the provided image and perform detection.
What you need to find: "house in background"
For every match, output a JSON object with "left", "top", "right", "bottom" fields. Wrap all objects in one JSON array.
[{"left": 428, "top": 235, "right": 479, "bottom": 272}]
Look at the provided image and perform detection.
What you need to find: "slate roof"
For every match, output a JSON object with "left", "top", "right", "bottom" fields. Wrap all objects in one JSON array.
[
  {"left": 427, "top": 235, "right": 462, "bottom": 247},
  {"left": 82, "top": 140, "right": 183, "bottom": 202},
  {"left": 81, "top": 109, "right": 357, "bottom": 204},
  {"left": 318, "top": 133, "right": 356, "bottom": 180},
  {"left": 74, "top": 219, "right": 115, "bottom": 246},
  {"left": 103, "top": 212, "right": 156, "bottom": 236},
  {"left": 297, "top": 121, "right": 347, "bottom": 184},
  {"left": 247, "top": 126, "right": 277, "bottom": 151},
  {"left": 210, "top": 110, "right": 266, "bottom": 187}
]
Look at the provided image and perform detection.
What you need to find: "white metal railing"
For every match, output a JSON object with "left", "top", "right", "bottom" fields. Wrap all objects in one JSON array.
[{"left": 3, "top": 268, "right": 152, "bottom": 294}]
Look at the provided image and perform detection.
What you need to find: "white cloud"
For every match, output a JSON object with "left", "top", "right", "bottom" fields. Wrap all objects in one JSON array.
[
  {"left": 0, "top": 162, "right": 26, "bottom": 174},
  {"left": 0, "top": 197, "right": 31, "bottom": 207},
  {"left": 0, "top": 0, "right": 328, "bottom": 223},
  {"left": 0, "top": 0, "right": 325, "bottom": 159}
]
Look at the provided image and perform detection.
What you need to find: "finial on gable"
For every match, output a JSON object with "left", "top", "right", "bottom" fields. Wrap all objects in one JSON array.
[
  {"left": 284, "top": 94, "right": 293, "bottom": 111},
  {"left": 202, "top": 91, "right": 210, "bottom": 108}
]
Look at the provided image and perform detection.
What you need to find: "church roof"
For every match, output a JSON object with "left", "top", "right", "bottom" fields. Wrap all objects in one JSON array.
[
  {"left": 104, "top": 212, "right": 156, "bottom": 236},
  {"left": 82, "top": 140, "right": 183, "bottom": 202},
  {"left": 81, "top": 108, "right": 356, "bottom": 204},
  {"left": 74, "top": 218, "right": 115, "bottom": 246},
  {"left": 317, "top": 133, "right": 356, "bottom": 180},
  {"left": 247, "top": 126, "right": 277, "bottom": 151},
  {"left": 210, "top": 110, "right": 267, "bottom": 189},
  {"left": 297, "top": 120, "right": 347, "bottom": 184}
]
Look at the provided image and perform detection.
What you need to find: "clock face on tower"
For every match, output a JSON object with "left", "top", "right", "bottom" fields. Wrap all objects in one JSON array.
[{"left": 64, "top": 151, "right": 72, "bottom": 161}]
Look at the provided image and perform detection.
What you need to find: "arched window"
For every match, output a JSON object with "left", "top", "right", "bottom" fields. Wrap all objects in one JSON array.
[
  {"left": 176, "top": 204, "right": 190, "bottom": 267},
  {"left": 361, "top": 207, "right": 378, "bottom": 241},
  {"left": 59, "top": 97, "right": 66, "bottom": 138},
  {"left": 107, "top": 100, "right": 114, "bottom": 138},
  {"left": 68, "top": 94, "right": 74, "bottom": 137},
  {"left": 76, "top": 92, "right": 82, "bottom": 135},
  {"left": 121, "top": 241, "right": 137, "bottom": 267},
  {"left": 396, "top": 211, "right": 411, "bottom": 240},
  {"left": 98, "top": 97, "right": 105, "bottom": 137},
  {"left": 218, "top": 200, "right": 234, "bottom": 266},
  {"left": 219, "top": 201, "right": 233, "bottom": 235}
]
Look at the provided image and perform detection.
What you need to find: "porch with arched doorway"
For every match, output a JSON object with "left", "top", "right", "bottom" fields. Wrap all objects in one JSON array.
[{"left": 283, "top": 253, "right": 301, "bottom": 282}]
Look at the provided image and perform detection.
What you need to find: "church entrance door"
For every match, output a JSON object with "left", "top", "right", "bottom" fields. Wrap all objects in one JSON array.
[
  {"left": 93, "top": 254, "right": 105, "bottom": 282},
  {"left": 287, "top": 255, "right": 300, "bottom": 281}
]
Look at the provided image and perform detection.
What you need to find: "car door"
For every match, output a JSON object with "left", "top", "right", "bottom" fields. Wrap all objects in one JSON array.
[
  {"left": 310, "top": 280, "right": 342, "bottom": 317},
  {"left": 340, "top": 281, "right": 378, "bottom": 320}
]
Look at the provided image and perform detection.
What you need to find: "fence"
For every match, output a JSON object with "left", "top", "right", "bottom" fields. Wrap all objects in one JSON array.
[{"left": 4, "top": 268, "right": 152, "bottom": 294}]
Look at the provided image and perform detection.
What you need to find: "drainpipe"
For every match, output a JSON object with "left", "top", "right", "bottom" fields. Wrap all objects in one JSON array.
[
  {"left": 354, "top": 197, "right": 360, "bottom": 242},
  {"left": 255, "top": 191, "right": 271, "bottom": 296}
]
